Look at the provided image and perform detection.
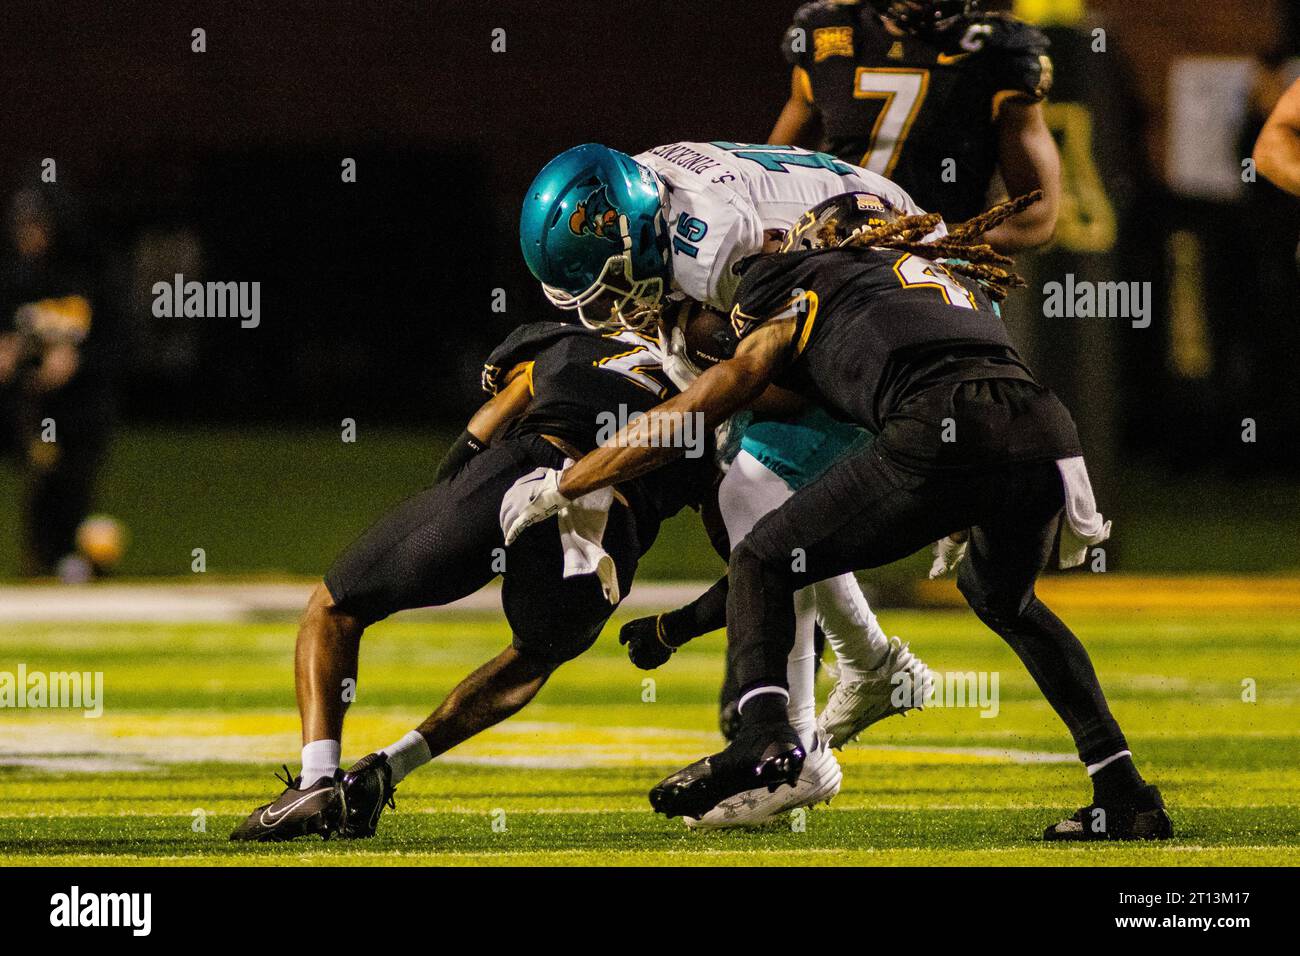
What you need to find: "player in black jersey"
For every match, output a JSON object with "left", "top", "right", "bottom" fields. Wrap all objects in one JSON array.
[
  {"left": 231, "top": 322, "right": 712, "bottom": 842},
  {"left": 502, "top": 194, "right": 1172, "bottom": 841},
  {"left": 770, "top": 0, "right": 1059, "bottom": 250}
]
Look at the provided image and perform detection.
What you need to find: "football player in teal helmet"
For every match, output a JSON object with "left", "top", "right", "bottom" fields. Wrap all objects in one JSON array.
[{"left": 519, "top": 143, "right": 670, "bottom": 330}]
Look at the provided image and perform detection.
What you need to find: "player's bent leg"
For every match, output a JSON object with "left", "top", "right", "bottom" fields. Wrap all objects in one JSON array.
[
  {"left": 715, "top": 450, "right": 796, "bottom": 738},
  {"left": 956, "top": 461, "right": 1171, "bottom": 841},
  {"left": 654, "top": 447, "right": 964, "bottom": 821},
  {"left": 341, "top": 492, "right": 636, "bottom": 837},
  {"left": 340, "top": 646, "right": 557, "bottom": 838},
  {"left": 235, "top": 444, "right": 539, "bottom": 842},
  {"left": 683, "top": 587, "right": 838, "bottom": 828},
  {"left": 295, "top": 581, "right": 365, "bottom": 747},
  {"left": 231, "top": 582, "right": 358, "bottom": 843}
]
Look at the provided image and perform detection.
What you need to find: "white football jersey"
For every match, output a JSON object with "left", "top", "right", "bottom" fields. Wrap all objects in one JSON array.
[{"left": 633, "top": 141, "right": 939, "bottom": 310}]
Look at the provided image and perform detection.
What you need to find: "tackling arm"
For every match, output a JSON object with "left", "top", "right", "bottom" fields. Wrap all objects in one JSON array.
[
  {"left": 435, "top": 364, "right": 532, "bottom": 483},
  {"left": 556, "top": 320, "right": 795, "bottom": 500},
  {"left": 1254, "top": 77, "right": 1300, "bottom": 196},
  {"left": 982, "top": 100, "right": 1061, "bottom": 252}
]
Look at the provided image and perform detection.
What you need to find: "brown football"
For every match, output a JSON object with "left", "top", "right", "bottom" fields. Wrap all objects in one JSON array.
[{"left": 680, "top": 301, "right": 735, "bottom": 369}]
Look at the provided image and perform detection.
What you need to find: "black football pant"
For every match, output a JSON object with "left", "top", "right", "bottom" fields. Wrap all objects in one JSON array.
[
  {"left": 325, "top": 433, "right": 640, "bottom": 664},
  {"left": 726, "top": 380, "right": 1129, "bottom": 765}
]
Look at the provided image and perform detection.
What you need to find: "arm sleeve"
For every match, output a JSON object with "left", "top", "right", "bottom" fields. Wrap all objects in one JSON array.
[{"left": 434, "top": 429, "right": 487, "bottom": 483}]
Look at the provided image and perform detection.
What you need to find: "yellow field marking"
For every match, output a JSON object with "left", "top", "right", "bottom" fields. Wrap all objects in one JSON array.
[
  {"left": 3, "top": 713, "right": 1083, "bottom": 771},
  {"left": 916, "top": 575, "right": 1300, "bottom": 611}
]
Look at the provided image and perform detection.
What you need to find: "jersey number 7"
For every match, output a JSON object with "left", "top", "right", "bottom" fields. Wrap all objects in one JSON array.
[{"left": 852, "top": 68, "right": 930, "bottom": 177}]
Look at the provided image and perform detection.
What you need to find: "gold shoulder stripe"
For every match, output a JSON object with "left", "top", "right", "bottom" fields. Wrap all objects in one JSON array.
[{"left": 794, "top": 291, "right": 819, "bottom": 357}]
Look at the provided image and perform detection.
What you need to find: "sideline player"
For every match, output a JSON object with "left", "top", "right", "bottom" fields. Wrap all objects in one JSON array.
[
  {"left": 771, "top": 0, "right": 1060, "bottom": 250},
  {"left": 503, "top": 193, "right": 1172, "bottom": 841}
]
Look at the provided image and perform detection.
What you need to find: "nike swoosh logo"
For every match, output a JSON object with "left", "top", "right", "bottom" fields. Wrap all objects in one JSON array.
[
  {"left": 937, "top": 52, "right": 971, "bottom": 65},
  {"left": 259, "top": 789, "right": 327, "bottom": 826}
]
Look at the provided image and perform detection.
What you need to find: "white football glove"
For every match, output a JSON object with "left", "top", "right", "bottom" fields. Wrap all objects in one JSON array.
[
  {"left": 928, "top": 531, "right": 970, "bottom": 580},
  {"left": 658, "top": 322, "right": 701, "bottom": 392},
  {"left": 500, "top": 467, "right": 569, "bottom": 545}
]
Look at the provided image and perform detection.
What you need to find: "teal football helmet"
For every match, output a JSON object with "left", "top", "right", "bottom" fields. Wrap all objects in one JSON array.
[{"left": 519, "top": 144, "right": 670, "bottom": 330}]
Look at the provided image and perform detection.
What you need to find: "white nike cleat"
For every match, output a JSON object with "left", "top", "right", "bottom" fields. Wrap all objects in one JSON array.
[
  {"left": 683, "top": 734, "right": 842, "bottom": 830},
  {"left": 817, "top": 637, "right": 934, "bottom": 749}
]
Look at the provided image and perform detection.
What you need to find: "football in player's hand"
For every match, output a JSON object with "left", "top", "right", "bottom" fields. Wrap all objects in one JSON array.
[{"left": 680, "top": 301, "right": 736, "bottom": 370}]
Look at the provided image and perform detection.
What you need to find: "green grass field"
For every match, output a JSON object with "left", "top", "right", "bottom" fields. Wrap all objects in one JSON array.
[
  {"left": 1, "top": 603, "right": 1297, "bottom": 866},
  {"left": 3, "top": 428, "right": 1300, "bottom": 585}
]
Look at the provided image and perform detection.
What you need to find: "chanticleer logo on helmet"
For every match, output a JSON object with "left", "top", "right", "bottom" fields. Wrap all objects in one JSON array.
[{"left": 567, "top": 183, "right": 621, "bottom": 243}]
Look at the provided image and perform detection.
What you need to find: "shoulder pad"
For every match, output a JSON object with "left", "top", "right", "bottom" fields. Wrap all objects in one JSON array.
[
  {"left": 948, "top": 14, "right": 1052, "bottom": 102},
  {"left": 968, "top": 13, "right": 1051, "bottom": 55},
  {"left": 482, "top": 321, "right": 582, "bottom": 394},
  {"left": 993, "top": 14, "right": 1050, "bottom": 55},
  {"left": 731, "top": 254, "right": 817, "bottom": 339},
  {"left": 784, "top": 0, "right": 864, "bottom": 66}
]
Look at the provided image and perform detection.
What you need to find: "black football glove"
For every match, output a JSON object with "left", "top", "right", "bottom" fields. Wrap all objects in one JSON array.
[{"left": 619, "top": 615, "right": 676, "bottom": 670}]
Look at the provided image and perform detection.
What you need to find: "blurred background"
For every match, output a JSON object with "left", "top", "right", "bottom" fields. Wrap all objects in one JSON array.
[{"left": 0, "top": 0, "right": 1297, "bottom": 589}]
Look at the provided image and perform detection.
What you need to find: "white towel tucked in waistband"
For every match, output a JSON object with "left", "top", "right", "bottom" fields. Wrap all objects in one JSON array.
[
  {"left": 1056, "top": 456, "right": 1111, "bottom": 570},
  {"left": 556, "top": 460, "right": 620, "bottom": 604}
]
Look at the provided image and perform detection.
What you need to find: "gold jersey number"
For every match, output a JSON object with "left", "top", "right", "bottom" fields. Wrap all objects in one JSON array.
[{"left": 852, "top": 68, "right": 931, "bottom": 177}]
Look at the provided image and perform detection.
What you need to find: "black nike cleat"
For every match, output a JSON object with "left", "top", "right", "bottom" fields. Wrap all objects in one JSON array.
[
  {"left": 650, "top": 720, "right": 805, "bottom": 820},
  {"left": 1043, "top": 784, "right": 1174, "bottom": 841},
  {"left": 229, "top": 766, "right": 346, "bottom": 842},
  {"left": 340, "top": 751, "right": 397, "bottom": 838}
]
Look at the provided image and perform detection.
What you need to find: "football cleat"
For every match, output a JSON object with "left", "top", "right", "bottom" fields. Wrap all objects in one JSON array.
[
  {"left": 818, "top": 637, "right": 934, "bottom": 748},
  {"left": 1043, "top": 784, "right": 1174, "bottom": 841},
  {"left": 685, "top": 733, "right": 842, "bottom": 829},
  {"left": 229, "top": 766, "right": 346, "bottom": 842},
  {"left": 649, "top": 719, "right": 806, "bottom": 820},
  {"left": 340, "top": 752, "right": 397, "bottom": 839}
]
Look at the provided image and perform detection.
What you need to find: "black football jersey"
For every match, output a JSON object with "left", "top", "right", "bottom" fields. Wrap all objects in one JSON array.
[
  {"left": 481, "top": 320, "right": 709, "bottom": 518},
  {"left": 783, "top": 1, "right": 1052, "bottom": 221},
  {"left": 730, "top": 246, "right": 1034, "bottom": 433}
]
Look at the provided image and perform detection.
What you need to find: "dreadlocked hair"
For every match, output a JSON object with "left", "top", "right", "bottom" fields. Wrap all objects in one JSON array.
[{"left": 838, "top": 190, "right": 1043, "bottom": 302}]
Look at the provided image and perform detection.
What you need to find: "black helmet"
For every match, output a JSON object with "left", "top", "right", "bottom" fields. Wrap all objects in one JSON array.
[
  {"left": 868, "top": 1, "right": 978, "bottom": 36},
  {"left": 779, "top": 191, "right": 903, "bottom": 253}
]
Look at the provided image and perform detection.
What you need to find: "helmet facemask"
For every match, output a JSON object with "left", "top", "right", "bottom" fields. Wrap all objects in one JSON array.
[
  {"left": 541, "top": 184, "right": 669, "bottom": 332},
  {"left": 542, "top": 248, "right": 663, "bottom": 331}
]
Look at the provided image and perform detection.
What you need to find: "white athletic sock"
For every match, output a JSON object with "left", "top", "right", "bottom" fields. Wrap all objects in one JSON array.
[
  {"left": 787, "top": 586, "right": 818, "bottom": 751},
  {"left": 299, "top": 739, "right": 340, "bottom": 785},
  {"left": 813, "top": 574, "right": 890, "bottom": 678},
  {"left": 381, "top": 730, "right": 433, "bottom": 784}
]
